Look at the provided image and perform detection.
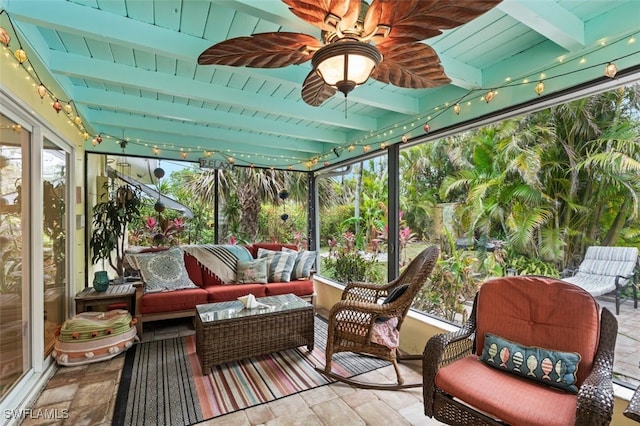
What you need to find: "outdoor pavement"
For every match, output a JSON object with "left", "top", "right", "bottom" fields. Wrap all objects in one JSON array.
[{"left": 596, "top": 295, "right": 640, "bottom": 387}]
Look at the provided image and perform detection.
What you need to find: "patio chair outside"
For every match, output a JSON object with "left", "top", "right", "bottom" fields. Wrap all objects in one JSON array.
[{"left": 562, "top": 246, "right": 638, "bottom": 315}]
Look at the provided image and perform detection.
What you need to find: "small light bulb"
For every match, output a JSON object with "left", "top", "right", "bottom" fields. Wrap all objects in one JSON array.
[
  {"left": 14, "top": 48, "right": 27, "bottom": 63},
  {"left": 484, "top": 90, "right": 495, "bottom": 103},
  {"left": 37, "top": 84, "right": 47, "bottom": 99},
  {"left": 604, "top": 63, "right": 618, "bottom": 78}
]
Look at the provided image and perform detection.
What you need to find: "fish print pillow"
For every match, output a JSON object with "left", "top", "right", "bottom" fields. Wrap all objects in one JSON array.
[{"left": 479, "top": 333, "right": 581, "bottom": 393}]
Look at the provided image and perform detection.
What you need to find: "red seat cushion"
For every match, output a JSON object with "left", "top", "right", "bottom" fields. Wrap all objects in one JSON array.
[
  {"left": 475, "top": 276, "right": 600, "bottom": 386},
  {"left": 205, "top": 284, "right": 267, "bottom": 302},
  {"left": 264, "top": 280, "right": 314, "bottom": 297},
  {"left": 436, "top": 355, "right": 577, "bottom": 426},
  {"left": 140, "top": 288, "right": 208, "bottom": 314}
]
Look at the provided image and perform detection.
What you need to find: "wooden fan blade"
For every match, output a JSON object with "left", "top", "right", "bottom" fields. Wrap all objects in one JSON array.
[
  {"left": 301, "top": 70, "right": 336, "bottom": 106},
  {"left": 198, "top": 32, "right": 322, "bottom": 68},
  {"left": 366, "top": 0, "right": 502, "bottom": 45},
  {"left": 282, "top": 0, "right": 360, "bottom": 32},
  {"left": 372, "top": 43, "right": 451, "bottom": 89}
]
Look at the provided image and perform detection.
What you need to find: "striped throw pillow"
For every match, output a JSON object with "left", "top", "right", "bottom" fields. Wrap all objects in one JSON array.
[
  {"left": 257, "top": 248, "right": 296, "bottom": 282},
  {"left": 282, "top": 247, "right": 316, "bottom": 279}
]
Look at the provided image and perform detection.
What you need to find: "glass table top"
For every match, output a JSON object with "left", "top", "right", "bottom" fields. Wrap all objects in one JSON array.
[{"left": 196, "top": 293, "right": 310, "bottom": 323}]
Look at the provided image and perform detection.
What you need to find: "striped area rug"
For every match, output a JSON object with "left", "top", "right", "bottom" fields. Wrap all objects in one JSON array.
[{"left": 113, "top": 316, "right": 388, "bottom": 426}]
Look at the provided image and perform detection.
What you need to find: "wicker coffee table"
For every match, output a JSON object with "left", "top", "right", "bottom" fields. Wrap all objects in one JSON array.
[{"left": 195, "top": 293, "right": 314, "bottom": 371}]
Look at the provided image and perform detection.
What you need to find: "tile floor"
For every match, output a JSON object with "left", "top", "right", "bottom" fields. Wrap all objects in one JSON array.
[
  {"left": 22, "top": 295, "right": 639, "bottom": 426},
  {"left": 23, "top": 311, "right": 446, "bottom": 426}
]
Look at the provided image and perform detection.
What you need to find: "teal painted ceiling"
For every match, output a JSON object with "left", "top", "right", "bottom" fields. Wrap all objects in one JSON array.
[{"left": 1, "top": 0, "right": 639, "bottom": 170}]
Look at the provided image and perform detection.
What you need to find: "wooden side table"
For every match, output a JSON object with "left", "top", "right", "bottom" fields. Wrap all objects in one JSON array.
[{"left": 75, "top": 284, "right": 136, "bottom": 316}]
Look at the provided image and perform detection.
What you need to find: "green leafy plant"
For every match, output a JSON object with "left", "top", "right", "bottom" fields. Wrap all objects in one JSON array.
[
  {"left": 321, "top": 251, "right": 383, "bottom": 284},
  {"left": 321, "top": 230, "right": 384, "bottom": 284},
  {"left": 505, "top": 253, "right": 560, "bottom": 277},
  {"left": 90, "top": 183, "right": 143, "bottom": 277},
  {"left": 413, "top": 230, "right": 479, "bottom": 323}
]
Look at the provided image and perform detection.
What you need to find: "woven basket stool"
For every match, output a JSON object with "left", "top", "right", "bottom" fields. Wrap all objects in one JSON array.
[{"left": 53, "top": 309, "right": 137, "bottom": 366}]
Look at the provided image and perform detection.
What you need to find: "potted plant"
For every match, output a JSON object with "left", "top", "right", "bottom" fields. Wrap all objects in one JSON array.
[{"left": 89, "top": 183, "right": 143, "bottom": 281}]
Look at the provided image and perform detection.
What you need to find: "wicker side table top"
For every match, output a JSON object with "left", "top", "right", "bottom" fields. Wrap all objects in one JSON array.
[{"left": 196, "top": 293, "right": 310, "bottom": 323}]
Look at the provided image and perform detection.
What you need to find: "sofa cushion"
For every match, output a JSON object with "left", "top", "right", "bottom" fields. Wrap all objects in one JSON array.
[
  {"left": 479, "top": 333, "right": 581, "bottom": 393},
  {"left": 235, "top": 258, "right": 268, "bottom": 284},
  {"left": 263, "top": 280, "right": 314, "bottom": 298},
  {"left": 140, "top": 288, "right": 208, "bottom": 315},
  {"left": 258, "top": 248, "right": 296, "bottom": 282},
  {"left": 475, "top": 276, "right": 599, "bottom": 386},
  {"left": 205, "top": 283, "right": 267, "bottom": 303},
  {"left": 282, "top": 248, "right": 316, "bottom": 279},
  {"left": 436, "top": 355, "right": 578, "bottom": 426},
  {"left": 130, "top": 247, "right": 198, "bottom": 293}
]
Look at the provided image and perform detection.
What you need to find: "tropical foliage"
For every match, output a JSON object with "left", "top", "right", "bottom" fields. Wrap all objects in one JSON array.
[{"left": 109, "top": 85, "right": 640, "bottom": 324}]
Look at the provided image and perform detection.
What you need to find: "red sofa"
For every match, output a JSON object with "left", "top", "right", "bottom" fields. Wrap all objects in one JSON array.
[{"left": 132, "top": 243, "right": 315, "bottom": 337}]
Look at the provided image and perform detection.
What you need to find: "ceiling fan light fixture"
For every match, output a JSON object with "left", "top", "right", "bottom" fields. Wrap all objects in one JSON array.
[{"left": 312, "top": 41, "right": 381, "bottom": 96}]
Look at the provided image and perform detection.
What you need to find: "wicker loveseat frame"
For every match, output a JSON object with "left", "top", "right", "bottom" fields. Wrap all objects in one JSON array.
[{"left": 423, "top": 275, "right": 618, "bottom": 426}]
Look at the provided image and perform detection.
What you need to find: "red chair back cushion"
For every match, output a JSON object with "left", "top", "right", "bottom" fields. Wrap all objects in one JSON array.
[{"left": 475, "top": 276, "right": 600, "bottom": 386}]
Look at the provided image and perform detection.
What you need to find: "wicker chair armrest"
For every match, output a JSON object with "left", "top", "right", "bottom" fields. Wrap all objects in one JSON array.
[
  {"left": 329, "top": 299, "right": 401, "bottom": 322},
  {"left": 624, "top": 385, "right": 640, "bottom": 422},
  {"left": 422, "top": 324, "right": 476, "bottom": 417},
  {"left": 575, "top": 308, "right": 617, "bottom": 425},
  {"left": 328, "top": 299, "right": 402, "bottom": 341},
  {"left": 423, "top": 293, "right": 478, "bottom": 418},
  {"left": 342, "top": 281, "right": 388, "bottom": 303},
  {"left": 424, "top": 321, "right": 476, "bottom": 369}
]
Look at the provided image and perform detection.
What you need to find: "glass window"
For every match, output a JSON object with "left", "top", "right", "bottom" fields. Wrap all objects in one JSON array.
[
  {"left": 398, "top": 84, "right": 640, "bottom": 388},
  {"left": 0, "top": 113, "right": 30, "bottom": 400},
  {"left": 317, "top": 154, "right": 388, "bottom": 285}
]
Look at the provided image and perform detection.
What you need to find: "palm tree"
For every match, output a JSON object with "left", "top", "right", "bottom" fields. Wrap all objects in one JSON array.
[
  {"left": 439, "top": 85, "right": 640, "bottom": 269},
  {"left": 538, "top": 86, "right": 640, "bottom": 264},
  {"left": 181, "top": 165, "right": 339, "bottom": 243},
  {"left": 441, "top": 120, "right": 555, "bottom": 257}
]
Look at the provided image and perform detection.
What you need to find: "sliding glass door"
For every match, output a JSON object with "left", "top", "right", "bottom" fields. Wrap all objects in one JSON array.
[
  {"left": 0, "top": 113, "right": 30, "bottom": 399},
  {"left": 42, "top": 140, "right": 68, "bottom": 356}
]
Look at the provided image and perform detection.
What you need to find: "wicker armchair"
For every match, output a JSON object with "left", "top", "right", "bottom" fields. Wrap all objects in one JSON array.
[
  {"left": 317, "top": 245, "right": 440, "bottom": 390},
  {"left": 423, "top": 275, "right": 618, "bottom": 426}
]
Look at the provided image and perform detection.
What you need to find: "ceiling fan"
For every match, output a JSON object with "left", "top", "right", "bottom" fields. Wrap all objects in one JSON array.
[{"left": 198, "top": 0, "right": 502, "bottom": 107}]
